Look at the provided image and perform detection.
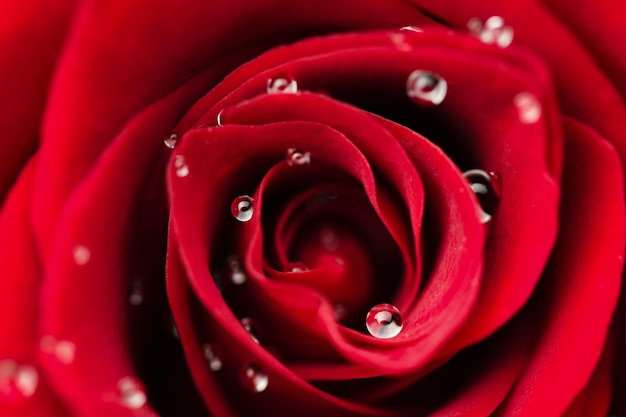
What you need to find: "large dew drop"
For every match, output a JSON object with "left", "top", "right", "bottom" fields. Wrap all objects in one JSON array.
[
  {"left": 406, "top": 70, "right": 447, "bottom": 106},
  {"left": 365, "top": 304, "right": 403, "bottom": 339},
  {"left": 231, "top": 195, "right": 254, "bottom": 222},
  {"left": 463, "top": 169, "right": 500, "bottom": 224}
]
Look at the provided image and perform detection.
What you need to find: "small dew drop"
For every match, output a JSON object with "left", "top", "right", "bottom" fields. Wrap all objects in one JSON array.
[
  {"left": 463, "top": 169, "right": 500, "bottom": 224},
  {"left": 72, "top": 245, "right": 91, "bottom": 266},
  {"left": 40, "top": 336, "right": 76, "bottom": 365},
  {"left": 333, "top": 303, "right": 347, "bottom": 321},
  {"left": 164, "top": 133, "right": 178, "bottom": 149},
  {"left": 129, "top": 279, "right": 143, "bottom": 306},
  {"left": 0, "top": 360, "right": 39, "bottom": 398},
  {"left": 174, "top": 155, "right": 189, "bottom": 178},
  {"left": 243, "top": 364, "right": 268, "bottom": 393},
  {"left": 241, "top": 318, "right": 261, "bottom": 344},
  {"left": 514, "top": 92, "right": 542, "bottom": 124},
  {"left": 365, "top": 304, "right": 403, "bottom": 339},
  {"left": 406, "top": 70, "right": 447, "bottom": 106},
  {"left": 399, "top": 25, "right": 423, "bottom": 33},
  {"left": 226, "top": 255, "right": 247, "bottom": 285},
  {"left": 287, "top": 262, "right": 308, "bottom": 272},
  {"left": 117, "top": 377, "right": 147, "bottom": 409},
  {"left": 319, "top": 228, "right": 340, "bottom": 252},
  {"left": 467, "top": 16, "right": 513, "bottom": 48},
  {"left": 267, "top": 76, "right": 298, "bottom": 94},
  {"left": 202, "top": 344, "right": 223, "bottom": 371},
  {"left": 216, "top": 109, "right": 224, "bottom": 127},
  {"left": 286, "top": 148, "right": 311, "bottom": 166},
  {"left": 231, "top": 195, "right": 254, "bottom": 222}
]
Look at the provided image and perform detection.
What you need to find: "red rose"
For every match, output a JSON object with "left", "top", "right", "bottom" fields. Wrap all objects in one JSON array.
[{"left": 1, "top": 1, "right": 624, "bottom": 416}]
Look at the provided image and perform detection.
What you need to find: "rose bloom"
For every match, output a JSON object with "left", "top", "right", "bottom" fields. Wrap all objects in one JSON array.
[{"left": 0, "top": 0, "right": 625, "bottom": 416}]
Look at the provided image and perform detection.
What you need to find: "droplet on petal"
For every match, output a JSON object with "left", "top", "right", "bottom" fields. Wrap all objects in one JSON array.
[
  {"left": 174, "top": 155, "right": 189, "bottom": 177},
  {"left": 399, "top": 25, "right": 423, "bottom": 33},
  {"left": 406, "top": 70, "right": 447, "bottom": 106},
  {"left": 216, "top": 109, "right": 225, "bottom": 127},
  {"left": 226, "top": 255, "right": 247, "bottom": 285},
  {"left": 319, "top": 227, "right": 340, "bottom": 251},
  {"left": 72, "top": 245, "right": 91, "bottom": 265},
  {"left": 333, "top": 303, "right": 347, "bottom": 321},
  {"left": 267, "top": 76, "right": 298, "bottom": 94},
  {"left": 129, "top": 279, "right": 143, "bottom": 306},
  {"left": 231, "top": 195, "right": 254, "bottom": 222},
  {"left": 243, "top": 364, "right": 268, "bottom": 393},
  {"left": 0, "top": 360, "right": 39, "bottom": 398},
  {"left": 514, "top": 92, "right": 542, "bottom": 124},
  {"left": 202, "top": 344, "right": 223, "bottom": 371},
  {"left": 164, "top": 133, "right": 178, "bottom": 149},
  {"left": 241, "top": 318, "right": 261, "bottom": 344},
  {"left": 286, "top": 148, "right": 311, "bottom": 166},
  {"left": 117, "top": 376, "right": 147, "bottom": 409},
  {"left": 467, "top": 16, "right": 513, "bottom": 48},
  {"left": 463, "top": 169, "right": 500, "bottom": 224},
  {"left": 40, "top": 336, "right": 76, "bottom": 365},
  {"left": 286, "top": 262, "right": 308, "bottom": 272},
  {"left": 365, "top": 304, "right": 403, "bottom": 339}
]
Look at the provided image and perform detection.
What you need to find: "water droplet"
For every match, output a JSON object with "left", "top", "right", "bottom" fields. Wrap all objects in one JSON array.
[
  {"left": 226, "top": 255, "right": 247, "bottom": 285},
  {"left": 72, "top": 245, "right": 91, "bottom": 265},
  {"left": 399, "top": 25, "right": 423, "bottom": 33},
  {"left": 463, "top": 169, "right": 500, "bottom": 224},
  {"left": 286, "top": 262, "right": 308, "bottom": 272},
  {"left": 467, "top": 16, "right": 513, "bottom": 48},
  {"left": 129, "top": 279, "right": 143, "bottom": 306},
  {"left": 333, "top": 303, "right": 347, "bottom": 321},
  {"left": 320, "top": 228, "right": 339, "bottom": 251},
  {"left": 117, "top": 376, "right": 147, "bottom": 409},
  {"left": 40, "top": 336, "right": 76, "bottom": 365},
  {"left": 365, "top": 304, "right": 403, "bottom": 339},
  {"left": 286, "top": 148, "right": 311, "bottom": 166},
  {"left": 267, "top": 76, "right": 298, "bottom": 94},
  {"left": 216, "top": 109, "right": 224, "bottom": 127},
  {"left": 406, "top": 70, "right": 447, "bottom": 106},
  {"left": 164, "top": 133, "right": 178, "bottom": 149},
  {"left": 243, "top": 364, "right": 268, "bottom": 393},
  {"left": 514, "top": 92, "right": 542, "bottom": 124},
  {"left": 174, "top": 155, "right": 189, "bottom": 177},
  {"left": 241, "top": 318, "right": 260, "bottom": 344},
  {"left": 203, "top": 344, "right": 223, "bottom": 371},
  {"left": 0, "top": 360, "right": 39, "bottom": 398},
  {"left": 231, "top": 195, "right": 254, "bottom": 222}
]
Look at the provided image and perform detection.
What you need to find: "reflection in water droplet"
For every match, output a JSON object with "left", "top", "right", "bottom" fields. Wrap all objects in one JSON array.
[
  {"left": 514, "top": 92, "right": 542, "bottom": 124},
  {"left": 267, "top": 76, "right": 298, "bottom": 94},
  {"left": 72, "top": 245, "right": 91, "bottom": 265},
  {"left": 164, "top": 134, "right": 178, "bottom": 149},
  {"left": 286, "top": 148, "right": 311, "bottom": 166},
  {"left": 226, "top": 255, "right": 247, "bottom": 285},
  {"left": 117, "top": 376, "right": 147, "bottom": 409},
  {"left": 241, "top": 318, "right": 261, "bottom": 344},
  {"left": 243, "top": 364, "right": 268, "bottom": 393},
  {"left": 406, "top": 70, "right": 447, "bottom": 106},
  {"left": 0, "top": 360, "right": 39, "bottom": 398},
  {"left": 174, "top": 155, "right": 189, "bottom": 177},
  {"left": 40, "top": 336, "right": 76, "bottom": 365},
  {"left": 467, "top": 16, "right": 513, "bottom": 48},
  {"left": 203, "top": 344, "right": 223, "bottom": 371},
  {"left": 216, "top": 109, "right": 224, "bottom": 127},
  {"left": 366, "top": 304, "right": 403, "bottom": 339},
  {"left": 231, "top": 195, "right": 254, "bottom": 222},
  {"left": 463, "top": 169, "right": 500, "bottom": 224}
]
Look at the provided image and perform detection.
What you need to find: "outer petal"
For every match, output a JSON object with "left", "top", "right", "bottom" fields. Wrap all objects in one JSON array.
[
  {"left": 0, "top": 159, "right": 70, "bottom": 416},
  {"left": 0, "top": 0, "right": 75, "bottom": 200}
]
